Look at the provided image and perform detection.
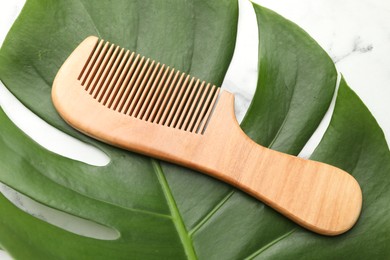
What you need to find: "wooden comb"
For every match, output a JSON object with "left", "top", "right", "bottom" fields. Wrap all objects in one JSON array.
[{"left": 52, "top": 36, "right": 362, "bottom": 236}]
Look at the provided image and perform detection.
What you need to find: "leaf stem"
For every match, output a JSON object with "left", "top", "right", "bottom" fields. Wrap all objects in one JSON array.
[{"left": 152, "top": 160, "right": 197, "bottom": 260}]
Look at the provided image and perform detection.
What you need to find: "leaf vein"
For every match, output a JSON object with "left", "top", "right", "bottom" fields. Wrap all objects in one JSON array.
[
  {"left": 189, "top": 190, "right": 234, "bottom": 237},
  {"left": 152, "top": 159, "right": 197, "bottom": 259},
  {"left": 243, "top": 228, "right": 296, "bottom": 259}
]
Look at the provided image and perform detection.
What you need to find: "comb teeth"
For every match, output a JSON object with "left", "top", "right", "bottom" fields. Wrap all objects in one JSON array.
[{"left": 78, "top": 39, "right": 220, "bottom": 134}]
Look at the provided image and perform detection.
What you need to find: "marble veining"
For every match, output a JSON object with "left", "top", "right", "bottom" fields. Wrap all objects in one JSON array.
[{"left": 331, "top": 36, "right": 374, "bottom": 63}]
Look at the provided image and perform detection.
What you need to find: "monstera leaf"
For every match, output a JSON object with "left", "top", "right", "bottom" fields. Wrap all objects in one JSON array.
[{"left": 0, "top": 0, "right": 389, "bottom": 259}]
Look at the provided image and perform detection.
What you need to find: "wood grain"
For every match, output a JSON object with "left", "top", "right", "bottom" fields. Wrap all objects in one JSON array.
[{"left": 52, "top": 36, "right": 362, "bottom": 236}]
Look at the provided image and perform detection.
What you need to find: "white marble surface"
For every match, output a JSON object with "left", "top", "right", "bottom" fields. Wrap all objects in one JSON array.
[{"left": 0, "top": 0, "right": 389, "bottom": 258}]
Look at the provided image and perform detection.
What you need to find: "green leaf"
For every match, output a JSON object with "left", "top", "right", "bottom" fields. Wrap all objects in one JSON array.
[
  {"left": 0, "top": 1, "right": 389, "bottom": 260},
  {"left": 241, "top": 4, "right": 337, "bottom": 155},
  {"left": 249, "top": 78, "right": 390, "bottom": 259}
]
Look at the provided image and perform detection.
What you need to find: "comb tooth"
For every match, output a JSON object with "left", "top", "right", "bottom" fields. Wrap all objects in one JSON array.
[
  {"left": 192, "top": 84, "right": 213, "bottom": 133},
  {"left": 81, "top": 39, "right": 104, "bottom": 85},
  {"left": 126, "top": 60, "right": 156, "bottom": 116},
  {"left": 91, "top": 44, "right": 119, "bottom": 98},
  {"left": 89, "top": 43, "right": 115, "bottom": 95},
  {"left": 133, "top": 62, "right": 161, "bottom": 118},
  {"left": 177, "top": 79, "right": 201, "bottom": 129},
  {"left": 138, "top": 64, "right": 166, "bottom": 120},
  {"left": 117, "top": 57, "right": 148, "bottom": 112},
  {"left": 77, "top": 39, "right": 221, "bottom": 135},
  {"left": 105, "top": 51, "right": 134, "bottom": 107},
  {"left": 149, "top": 68, "right": 176, "bottom": 123},
  {"left": 198, "top": 87, "right": 220, "bottom": 134},
  {"left": 187, "top": 83, "right": 210, "bottom": 132},
  {"left": 154, "top": 70, "right": 181, "bottom": 124},
  {"left": 144, "top": 66, "right": 170, "bottom": 121},
  {"left": 111, "top": 54, "right": 142, "bottom": 110},
  {"left": 78, "top": 39, "right": 99, "bottom": 81},
  {"left": 161, "top": 72, "right": 186, "bottom": 126},
  {"left": 194, "top": 85, "right": 217, "bottom": 133},
  {"left": 120, "top": 58, "right": 150, "bottom": 114},
  {"left": 85, "top": 41, "right": 110, "bottom": 91},
  {"left": 182, "top": 81, "right": 205, "bottom": 131},
  {"left": 98, "top": 48, "right": 125, "bottom": 102},
  {"left": 166, "top": 74, "right": 190, "bottom": 127},
  {"left": 171, "top": 76, "right": 195, "bottom": 128}
]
